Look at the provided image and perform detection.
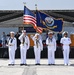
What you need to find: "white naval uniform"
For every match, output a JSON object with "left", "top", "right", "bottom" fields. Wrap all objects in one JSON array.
[
  {"left": 32, "top": 36, "right": 43, "bottom": 64},
  {"left": 60, "top": 37, "right": 71, "bottom": 65},
  {"left": 19, "top": 33, "right": 30, "bottom": 64},
  {"left": 46, "top": 37, "right": 56, "bottom": 64},
  {"left": 8, "top": 37, "right": 17, "bottom": 64}
]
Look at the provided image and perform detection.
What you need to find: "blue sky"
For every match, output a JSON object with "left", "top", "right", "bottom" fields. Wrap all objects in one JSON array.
[{"left": 0, "top": 0, "right": 74, "bottom": 10}]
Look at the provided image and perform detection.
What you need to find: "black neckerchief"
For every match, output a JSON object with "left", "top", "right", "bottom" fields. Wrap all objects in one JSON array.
[
  {"left": 10, "top": 37, "right": 14, "bottom": 43},
  {"left": 36, "top": 39, "right": 39, "bottom": 48},
  {"left": 23, "top": 35, "right": 26, "bottom": 43},
  {"left": 48, "top": 37, "right": 53, "bottom": 42}
]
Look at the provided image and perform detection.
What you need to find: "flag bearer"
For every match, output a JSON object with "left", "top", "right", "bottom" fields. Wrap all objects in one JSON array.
[
  {"left": 7, "top": 31, "right": 17, "bottom": 66},
  {"left": 31, "top": 33, "right": 43, "bottom": 65},
  {"left": 19, "top": 30, "right": 30, "bottom": 66},
  {"left": 46, "top": 31, "right": 56, "bottom": 65},
  {"left": 60, "top": 31, "right": 71, "bottom": 66}
]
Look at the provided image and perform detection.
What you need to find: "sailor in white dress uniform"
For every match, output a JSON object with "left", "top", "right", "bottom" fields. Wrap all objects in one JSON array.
[
  {"left": 60, "top": 31, "right": 71, "bottom": 66},
  {"left": 31, "top": 33, "right": 43, "bottom": 65},
  {"left": 7, "top": 31, "right": 17, "bottom": 66},
  {"left": 46, "top": 32, "right": 56, "bottom": 65},
  {"left": 19, "top": 30, "right": 30, "bottom": 66}
]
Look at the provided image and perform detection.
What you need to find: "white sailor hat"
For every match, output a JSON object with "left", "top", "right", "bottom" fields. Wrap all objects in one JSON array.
[
  {"left": 10, "top": 31, "right": 15, "bottom": 34},
  {"left": 22, "top": 30, "right": 26, "bottom": 33},
  {"left": 62, "top": 31, "right": 68, "bottom": 35},
  {"left": 48, "top": 31, "right": 53, "bottom": 34}
]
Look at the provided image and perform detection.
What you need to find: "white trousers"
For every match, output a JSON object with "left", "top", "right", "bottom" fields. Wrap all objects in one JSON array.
[
  {"left": 63, "top": 48, "right": 70, "bottom": 65},
  {"left": 48, "top": 50, "right": 55, "bottom": 64},
  {"left": 34, "top": 47, "right": 41, "bottom": 64},
  {"left": 9, "top": 49, "right": 15, "bottom": 64},
  {"left": 20, "top": 46, "right": 27, "bottom": 64}
]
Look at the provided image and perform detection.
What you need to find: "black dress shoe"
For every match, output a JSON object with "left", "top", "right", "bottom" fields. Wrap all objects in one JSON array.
[
  {"left": 35, "top": 64, "right": 37, "bottom": 65},
  {"left": 48, "top": 64, "right": 51, "bottom": 65},
  {"left": 8, "top": 64, "right": 14, "bottom": 66},
  {"left": 52, "top": 64, "right": 55, "bottom": 65},
  {"left": 8, "top": 64, "right": 12, "bottom": 66},
  {"left": 24, "top": 64, "right": 27, "bottom": 66},
  {"left": 20, "top": 64, "right": 24, "bottom": 66},
  {"left": 35, "top": 63, "right": 38, "bottom": 65},
  {"left": 37, "top": 63, "right": 40, "bottom": 65},
  {"left": 12, "top": 64, "right": 14, "bottom": 66},
  {"left": 35, "top": 63, "right": 40, "bottom": 65}
]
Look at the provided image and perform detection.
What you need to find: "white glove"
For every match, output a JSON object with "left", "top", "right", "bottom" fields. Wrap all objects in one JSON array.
[{"left": 30, "top": 35, "right": 33, "bottom": 37}]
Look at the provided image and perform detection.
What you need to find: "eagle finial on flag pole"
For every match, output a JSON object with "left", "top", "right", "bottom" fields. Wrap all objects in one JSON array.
[
  {"left": 23, "top": 2, "right": 26, "bottom": 6},
  {"left": 35, "top": 4, "right": 37, "bottom": 10}
]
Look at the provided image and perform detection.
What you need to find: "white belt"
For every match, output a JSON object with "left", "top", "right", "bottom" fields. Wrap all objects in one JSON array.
[
  {"left": 48, "top": 44, "right": 54, "bottom": 46},
  {"left": 34, "top": 44, "right": 40, "bottom": 47},
  {"left": 63, "top": 44, "right": 69, "bottom": 46},
  {"left": 21, "top": 42, "right": 24, "bottom": 44},
  {"left": 9, "top": 44, "right": 13, "bottom": 46},
  {"left": 21, "top": 42, "right": 28, "bottom": 45}
]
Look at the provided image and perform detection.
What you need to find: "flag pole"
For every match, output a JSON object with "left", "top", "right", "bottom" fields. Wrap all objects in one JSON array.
[
  {"left": 35, "top": 4, "right": 43, "bottom": 34},
  {"left": 23, "top": 2, "right": 26, "bottom": 30},
  {"left": 35, "top": 4, "right": 38, "bottom": 33}
]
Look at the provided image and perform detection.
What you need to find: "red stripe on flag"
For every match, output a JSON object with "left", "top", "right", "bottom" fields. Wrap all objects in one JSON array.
[
  {"left": 23, "top": 21, "right": 37, "bottom": 29},
  {"left": 23, "top": 20, "right": 36, "bottom": 26},
  {"left": 23, "top": 15, "right": 36, "bottom": 20},
  {"left": 23, "top": 15, "right": 37, "bottom": 28},
  {"left": 36, "top": 27, "right": 43, "bottom": 33},
  {"left": 23, "top": 19, "right": 36, "bottom": 24}
]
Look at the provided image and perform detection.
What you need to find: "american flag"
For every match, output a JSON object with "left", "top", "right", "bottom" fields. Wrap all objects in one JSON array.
[
  {"left": 36, "top": 27, "right": 43, "bottom": 33},
  {"left": 23, "top": 6, "right": 43, "bottom": 33}
]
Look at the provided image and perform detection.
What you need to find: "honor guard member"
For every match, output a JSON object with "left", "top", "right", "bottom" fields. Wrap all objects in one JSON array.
[
  {"left": 46, "top": 31, "right": 56, "bottom": 65},
  {"left": 31, "top": 33, "right": 43, "bottom": 65},
  {"left": 7, "top": 31, "right": 17, "bottom": 66},
  {"left": 60, "top": 31, "right": 71, "bottom": 66},
  {"left": 19, "top": 30, "right": 30, "bottom": 66}
]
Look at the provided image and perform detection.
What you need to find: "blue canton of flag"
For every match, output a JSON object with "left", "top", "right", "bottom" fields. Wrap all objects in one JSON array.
[{"left": 36, "top": 10, "right": 63, "bottom": 32}]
